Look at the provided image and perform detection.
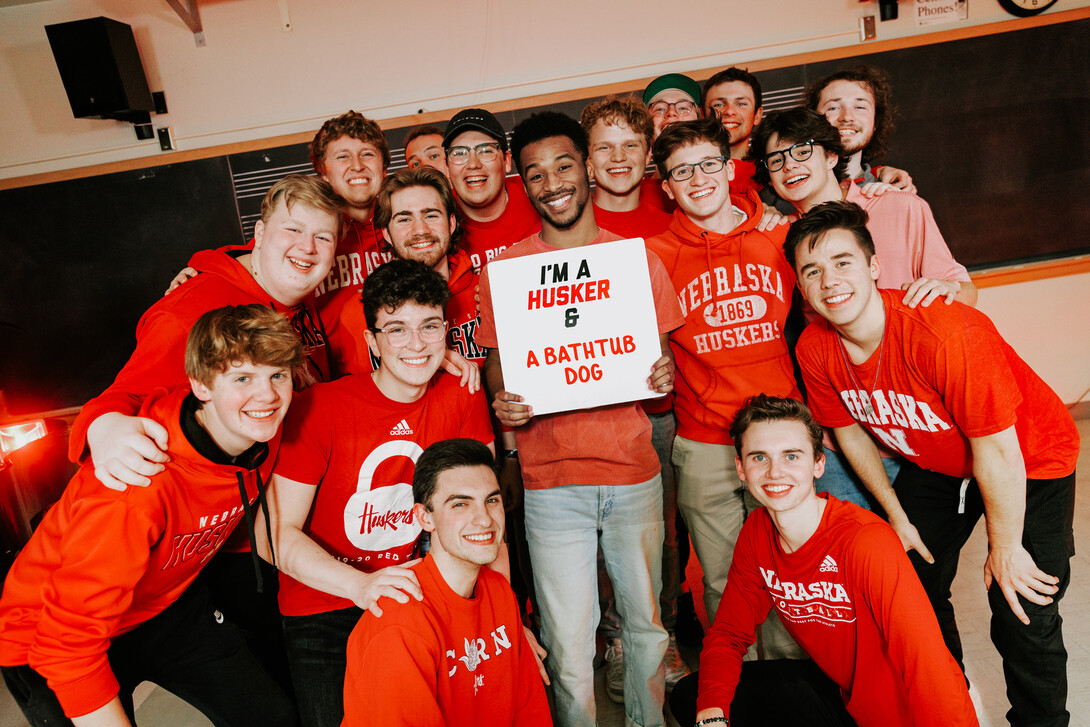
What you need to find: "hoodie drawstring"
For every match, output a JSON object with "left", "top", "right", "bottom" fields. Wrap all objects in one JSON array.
[{"left": 237, "top": 469, "right": 276, "bottom": 594}]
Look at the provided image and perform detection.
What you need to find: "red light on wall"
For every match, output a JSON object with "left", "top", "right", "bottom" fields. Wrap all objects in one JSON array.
[{"left": 0, "top": 420, "right": 47, "bottom": 463}]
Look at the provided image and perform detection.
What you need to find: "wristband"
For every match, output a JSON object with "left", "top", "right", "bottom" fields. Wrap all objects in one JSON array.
[
  {"left": 501, "top": 448, "right": 519, "bottom": 461},
  {"left": 694, "top": 718, "right": 728, "bottom": 727}
]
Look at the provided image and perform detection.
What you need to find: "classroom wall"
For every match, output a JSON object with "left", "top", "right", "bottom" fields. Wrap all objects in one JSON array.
[
  {"left": 1, "top": 0, "right": 1087, "bottom": 407},
  {"left": 2, "top": 0, "right": 1087, "bottom": 179}
]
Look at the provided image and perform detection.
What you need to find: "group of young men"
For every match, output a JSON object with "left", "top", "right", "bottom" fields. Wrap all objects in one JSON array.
[{"left": 0, "top": 60, "right": 1077, "bottom": 727}]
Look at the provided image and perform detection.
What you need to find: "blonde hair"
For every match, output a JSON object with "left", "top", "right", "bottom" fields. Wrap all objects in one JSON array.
[{"left": 260, "top": 174, "right": 346, "bottom": 240}]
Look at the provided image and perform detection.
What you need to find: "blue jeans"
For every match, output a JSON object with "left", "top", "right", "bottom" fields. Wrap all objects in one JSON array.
[
  {"left": 815, "top": 446, "right": 901, "bottom": 511},
  {"left": 281, "top": 606, "right": 362, "bottom": 727},
  {"left": 525, "top": 476, "right": 667, "bottom": 727},
  {"left": 600, "top": 410, "right": 680, "bottom": 637}
]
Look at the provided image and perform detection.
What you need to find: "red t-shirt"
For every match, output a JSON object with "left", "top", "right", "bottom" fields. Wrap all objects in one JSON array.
[
  {"left": 459, "top": 177, "right": 541, "bottom": 273},
  {"left": 640, "top": 175, "right": 675, "bottom": 213},
  {"left": 314, "top": 217, "right": 392, "bottom": 377},
  {"left": 798, "top": 289, "right": 1079, "bottom": 479},
  {"left": 273, "top": 372, "right": 493, "bottom": 616},
  {"left": 697, "top": 496, "right": 977, "bottom": 727},
  {"left": 592, "top": 200, "right": 672, "bottom": 240},
  {"left": 593, "top": 200, "right": 674, "bottom": 414},
  {"left": 645, "top": 190, "right": 801, "bottom": 445},
  {"left": 475, "top": 229, "right": 685, "bottom": 489},
  {"left": 342, "top": 555, "right": 551, "bottom": 726}
]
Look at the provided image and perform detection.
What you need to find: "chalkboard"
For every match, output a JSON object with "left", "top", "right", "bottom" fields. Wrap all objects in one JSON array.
[
  {"left": 0, "top": 159, "right": 241, "bottom": 414},
  {"left": 1, "top": 17, "right": 1086, "bottom": 414}
]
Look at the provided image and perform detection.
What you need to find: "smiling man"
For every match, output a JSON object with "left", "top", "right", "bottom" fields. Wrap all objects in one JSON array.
[
  {"left": 342, "top": 439, "right": 550, "bottom": 726},
  {"left": 403, "top": 124, "right": 450, "bottom": 177},
  {"left": 264, "top": 259, "right": 494, "bottom": 727},
  {"left": 645, "top": 116, "right": 800, "bottom": 638},
  {"left": 803, "top": 65, "right": 913, "bottom": 189},
  {"left": 70, "top": 174, "right": 344, "bottom": 487},
  {"left": 789, "top": 201, "right": 1079, "bottom": 726},
  {"left": 752, "top": 107, "right": 976, "bottom": 308},
  {"left": 475, "top": 111, "right": 683, "bottom": 727},
  {"left": 442, "top": 108, "right": 541, "bottom": 272},
  {"left": 682, "top": 394, "right": 976, "bottom": 727},
  {"left": 701, "top": 67, "right": 763, "bottom": 191},
  {"left": 307, "top": 111, "right": 394, "bottom": 375},
  {"left": 0, "top": 305, "right": 305, "bottom": 727},
  {"left": 375, "top": 168, "right": 486, "bottom": 365}
]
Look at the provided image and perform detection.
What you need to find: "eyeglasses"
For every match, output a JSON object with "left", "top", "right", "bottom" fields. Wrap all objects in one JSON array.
[
  {"left": 371, "top": 321, "right": 448, "bottom": 347},
  {"left": 762, "top": 140, "right": 816, "bottom": 172},
  {"left": 446, "top": 142, "right": 502, "bottom": 166},
  {"left": 665, "top": 156, "right": 728, "bottom": 182},
  {"left": 648, "top": 100, "right": 698, "bottom": 118}
]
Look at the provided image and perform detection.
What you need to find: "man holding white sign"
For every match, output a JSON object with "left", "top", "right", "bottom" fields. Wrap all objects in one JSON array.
[{"left": 475, "top": 111, "right": 683, "bottom": 727}]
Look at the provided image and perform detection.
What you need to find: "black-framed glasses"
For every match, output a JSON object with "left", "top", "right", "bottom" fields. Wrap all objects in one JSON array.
[
  {"left": 371, "top": 321, "right": 448, "bottom": 347},
  {"left": 762, "top": 140, "right": 816, "bottom": 172},
  {"left": 666, "top": 156, "right": 727, "bottom": 182},
  {"left": 446, "top": 142, "right": 502, "bottom": 166},
  {"left": 648, "top": 100, "right": 698, "bottom": 118}
]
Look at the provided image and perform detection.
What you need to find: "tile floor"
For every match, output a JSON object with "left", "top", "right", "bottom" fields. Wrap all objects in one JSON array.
[{"left": 2, "top": 418, "right": 1087, "bottom": 726}]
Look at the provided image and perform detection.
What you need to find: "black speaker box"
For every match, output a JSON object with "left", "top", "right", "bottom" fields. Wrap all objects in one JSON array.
[{"left": 45, "top": 16, "right": 154, "bottom": 123}]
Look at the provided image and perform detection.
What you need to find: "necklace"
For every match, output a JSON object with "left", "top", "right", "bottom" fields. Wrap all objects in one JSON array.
[{"left": 835, "top": 332, "right": 886, "bottom": 419}]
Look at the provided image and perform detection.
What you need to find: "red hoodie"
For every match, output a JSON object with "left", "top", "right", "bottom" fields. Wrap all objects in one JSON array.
[
  {"left": 0, "top": 387, "right": 277, "bottom": 718},
  {"left": 68, "top": 248, "right": 328, "bottom": 463},
  {"left": 645, "top": 188, "right": 801, "bottom": 444}
]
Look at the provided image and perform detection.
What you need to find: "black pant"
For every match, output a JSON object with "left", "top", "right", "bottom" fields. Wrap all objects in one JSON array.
[
  {"left": 669, "top": 661, "right": 856, "bottom": 726},
  {"left": 894, "top": 461, "right": 1075, "bottom": 727},
  {"left": 2, "top": 582, "right": 298, "bottom": 727}
]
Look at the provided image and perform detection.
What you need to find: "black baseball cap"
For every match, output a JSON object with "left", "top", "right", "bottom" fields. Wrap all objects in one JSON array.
[{"left": 442, "top": 108, "right": 508, "bottom": 152}]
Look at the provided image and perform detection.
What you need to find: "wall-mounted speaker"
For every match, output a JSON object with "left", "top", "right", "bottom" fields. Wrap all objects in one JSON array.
[{"left": 45, "top": 17, "right": 154, "bottom": 124}]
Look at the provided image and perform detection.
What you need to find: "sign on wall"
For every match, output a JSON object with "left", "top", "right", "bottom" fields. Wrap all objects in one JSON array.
[{"left": 488, "top": 237, "right": 664, "bottom": 416}]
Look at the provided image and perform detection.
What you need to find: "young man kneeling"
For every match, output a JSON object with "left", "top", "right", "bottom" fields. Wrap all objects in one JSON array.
[
  {"left": 0, "top": 305, "right": 303, "bottom": 727},
  {"left": 342, "top": 438, "right": 551, "bottom": 726},
  {"left": 676, "top": 394, "right": 976, "bottom": 727}
]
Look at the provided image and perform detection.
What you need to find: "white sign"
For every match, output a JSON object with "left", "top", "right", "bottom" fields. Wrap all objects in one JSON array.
[
  {"left": 915, "top": 0, "right": 967, "bottom": 26},
  {"left": 488, "top": 237, "right": 663, "bottom": 416}
]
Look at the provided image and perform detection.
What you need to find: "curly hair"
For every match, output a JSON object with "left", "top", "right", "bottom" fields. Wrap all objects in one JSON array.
[
  {"left": 579, "top": 95, "right": 654, "bottom": 149},
  {"left": 361, "top": 259, "right": 451, "bottom": 330},
  {"left": 803, "top": 65, "right": 896, "bottom": 166},
  {"left": 309, "top": 110, "right": 391, "bottom": 174},
  {"left": 510, "top": 111, "right": 589, "bottom": 177}
]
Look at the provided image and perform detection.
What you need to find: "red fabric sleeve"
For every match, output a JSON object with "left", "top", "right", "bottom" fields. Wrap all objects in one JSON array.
[
  {"left": 342, "top": 625, "right": 445, "bottom": 727},
  {"left": 645, "top": 249, "right": 685, "bottom": 335},
  {"left": 68, "top": 308, "right": 190, "bottom": 463},
  {"left": 796, "top": 327, "right": 857, "bottom": 429},
  {"left": 695, "top": 516, "right": 774, "bottom": 712},
  {"left": 848, "top": 523, "right": 977, "bottom": 726},
  {"left": 28, "top": 498, "right": 160, "bottom": 718},
  {"left": 271, "top": 387, "right": 333, "bottom": 486},
  {"left": 932, "top": 320, "right": 1021, "bottom": 440}
]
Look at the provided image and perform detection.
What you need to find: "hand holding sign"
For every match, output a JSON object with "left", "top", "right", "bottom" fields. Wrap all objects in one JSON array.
[{"left": 488, "top": 237, "right": 664, "bottom": 416}]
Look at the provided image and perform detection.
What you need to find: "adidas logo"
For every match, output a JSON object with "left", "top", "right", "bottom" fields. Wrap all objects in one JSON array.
[
  {"left": 390, "top": 419, "right": 414, "bottom": 436},
  {"left": 819, "top": 555, "right": 838, "bottom": 573}
]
